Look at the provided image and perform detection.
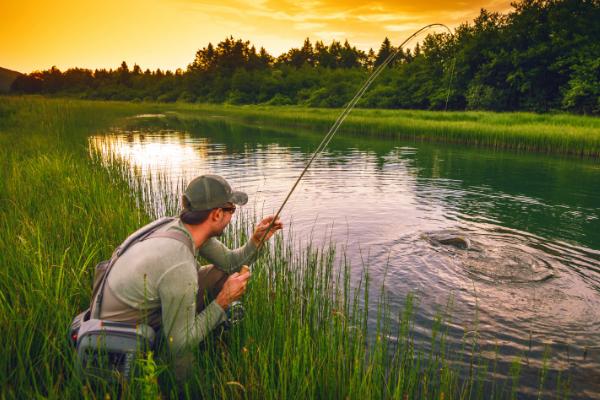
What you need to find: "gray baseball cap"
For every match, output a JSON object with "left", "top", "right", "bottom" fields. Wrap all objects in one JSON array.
[{"left": 183, "top": 175, "right": 248, "bottom": 211}]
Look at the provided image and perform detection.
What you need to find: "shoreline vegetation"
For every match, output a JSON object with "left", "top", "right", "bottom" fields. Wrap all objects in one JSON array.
[
  {"left": 0, "top": 96, "right": 575, "bottom": 398},
  {"left": 6, "top": 95, "right": 600, "bottom": 158},
  {"left": 166, "top": 103, "right": 600, "bottom": 158}
]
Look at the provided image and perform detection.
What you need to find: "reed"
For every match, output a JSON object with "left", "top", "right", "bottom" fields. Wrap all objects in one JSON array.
[
  {"left": 0, "top": 96, "right": 572, "bottom": 399},
  {"left": 0, "top": 96, "right": 159, "bottom": 398}
]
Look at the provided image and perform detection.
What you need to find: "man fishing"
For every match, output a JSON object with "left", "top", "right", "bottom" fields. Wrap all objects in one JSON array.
[
  {"left": 91, "top": 174, "right": 282, "bottom": 376},
  {"left": 75, "top": 24, "right": 452, "bottom": 384}
]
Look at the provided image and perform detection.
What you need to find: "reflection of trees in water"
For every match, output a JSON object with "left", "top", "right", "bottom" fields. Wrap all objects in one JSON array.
[{"left": 409, "top": 145, "right": 600, "bottom": 249}]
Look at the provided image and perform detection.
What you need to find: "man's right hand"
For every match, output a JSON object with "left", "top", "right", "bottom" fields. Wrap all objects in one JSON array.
[{"left": 215, "top": 269, "right": 251, "bottom": 310}]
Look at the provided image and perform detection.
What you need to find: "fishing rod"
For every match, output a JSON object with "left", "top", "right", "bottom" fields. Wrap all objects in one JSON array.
[{"left": 256, "top": 23, "right": 454, "bottom": 245}]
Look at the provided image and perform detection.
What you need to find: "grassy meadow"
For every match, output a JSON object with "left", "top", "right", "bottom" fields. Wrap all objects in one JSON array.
[
  {"left": 0, "top": 96, "right": 578, "bottom": 399},
  {"left": 165, "top": 103, "right": 600, "bottom": 158}
]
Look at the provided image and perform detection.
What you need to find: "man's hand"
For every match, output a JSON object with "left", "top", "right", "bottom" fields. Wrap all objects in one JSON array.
[
  {"left": 215, "top": 270, "right": 251, "bottom": 310},
  {"left": 251, "top": 215, "right": 283, "bottom": 246}
]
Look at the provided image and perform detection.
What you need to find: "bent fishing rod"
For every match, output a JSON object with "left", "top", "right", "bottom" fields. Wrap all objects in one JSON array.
[{"left": 257, "top": 23, "right": 454, "bottom": 246}]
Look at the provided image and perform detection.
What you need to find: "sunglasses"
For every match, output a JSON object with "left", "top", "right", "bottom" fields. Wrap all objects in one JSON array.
[{"left": 219, "top": 205, "right": 236, "bottom": 214}]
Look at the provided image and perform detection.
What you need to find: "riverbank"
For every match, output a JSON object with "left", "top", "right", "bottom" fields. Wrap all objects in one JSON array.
[
  {"left": 165, "top": 103, "right": 600, "bottom": 158},
  {"left": 0, "top": 96, "right": 570, "bottom": 398},
  {"left": 4, "top": 95, "right": 600, "bottom": 157}
]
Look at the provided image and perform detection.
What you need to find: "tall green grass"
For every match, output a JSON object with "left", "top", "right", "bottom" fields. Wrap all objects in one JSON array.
[
  {"left": 0, "top": 96, "right": 572, "bottom": 399},
  {"left": 0, "top": 96, "right": 161, "bottom": 398},
  {"left": 165, "top": 103, "right": 600, "bottom": 158}
]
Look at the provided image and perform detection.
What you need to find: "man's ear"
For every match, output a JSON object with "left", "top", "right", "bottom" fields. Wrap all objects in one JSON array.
[{"left": 209, "top": 208, "right": 222, "bottom": 222}]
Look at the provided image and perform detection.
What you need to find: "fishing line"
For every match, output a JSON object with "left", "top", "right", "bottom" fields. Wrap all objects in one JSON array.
[
  {"left": 444, "top": 47, "right": 457, "bottom": 111},
  {"left": 257, "top": 23, "right": 455, "bottom": 245}
]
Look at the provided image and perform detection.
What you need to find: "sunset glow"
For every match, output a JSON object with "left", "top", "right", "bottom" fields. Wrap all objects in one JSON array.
[{"left": 2, "top": 0, "right": 512, "bottom": 73}]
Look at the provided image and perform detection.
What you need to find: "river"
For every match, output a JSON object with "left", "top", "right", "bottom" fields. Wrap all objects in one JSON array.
[{"left": 90, "top": 114, "right": 600, "bottom": 398}]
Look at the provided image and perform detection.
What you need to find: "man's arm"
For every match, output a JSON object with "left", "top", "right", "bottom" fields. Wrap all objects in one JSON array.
[
  {"left": 197, "top": 215, "right": 283, "bottom": 274},
  {"left": 157, "top": 261, "right": 250, "bottom": 380},
  {"left": 158, "top": 262, "right": 226, "bottom": 355},
  {"left": 198, "top": 237, "right": 258, "bottom": 274}
]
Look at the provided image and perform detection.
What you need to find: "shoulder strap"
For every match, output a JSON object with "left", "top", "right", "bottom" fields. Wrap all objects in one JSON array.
[
  {"left": 147, "top": 230, "right": 194, "bottom": 255},
  {"left": 115, "top": 217, "right": 175, "bottom": 257},
  {"left": 91, "top": 217, "right": 177, "bottom": 319}
]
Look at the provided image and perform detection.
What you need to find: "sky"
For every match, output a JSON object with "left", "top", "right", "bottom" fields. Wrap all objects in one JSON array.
[{"left": 2, "top": 0, "right": 512, "bottom": 74}]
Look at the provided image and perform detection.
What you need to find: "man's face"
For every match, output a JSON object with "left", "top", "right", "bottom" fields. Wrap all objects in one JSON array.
[{"left": 212, "top": 202, "right": 235, "bottom": 237}]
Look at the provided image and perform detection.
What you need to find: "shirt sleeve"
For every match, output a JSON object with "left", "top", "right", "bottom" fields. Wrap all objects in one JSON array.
[
  {"left": 157, "top": 261, "right": 227, "bottom": 355},
  {"left": 197, "top": 237, "right": 258, "bottom": 274}
]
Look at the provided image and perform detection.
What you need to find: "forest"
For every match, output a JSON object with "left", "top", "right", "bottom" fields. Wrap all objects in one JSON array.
[{"left": 9, "top": 0, "right": 600, "bottom": 114}]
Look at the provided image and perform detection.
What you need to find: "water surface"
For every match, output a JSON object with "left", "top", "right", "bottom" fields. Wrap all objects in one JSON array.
[{"left": 90, "top": 115, "right": 600, "bottom": 398}]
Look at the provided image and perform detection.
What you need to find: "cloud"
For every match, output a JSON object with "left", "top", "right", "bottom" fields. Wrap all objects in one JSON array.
[
  {"left": 357, "top": 14, "right": 418, "bottom": 23},
  {"left": 314, "top": 31, "right": 347, "bottom": 41},
  {"left": 3, "top": 0, "right": 516, "bottom": 71},
  {"left": 176, "top": 0, "right": 513, "bottom": 27},
  {"left": 295, "top": 22, "right": 327, "bottom": 30},
  {"left": 171, "top": 0, "right": 514, "bottom": 53},
  {"left": 385, "top": 23, "right": 432, "bottom": 32}
]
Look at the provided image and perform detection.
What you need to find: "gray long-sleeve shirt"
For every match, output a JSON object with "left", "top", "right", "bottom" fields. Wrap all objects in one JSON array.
[{"left": 100, "top": 218, "right": 257, "bottom": 354}]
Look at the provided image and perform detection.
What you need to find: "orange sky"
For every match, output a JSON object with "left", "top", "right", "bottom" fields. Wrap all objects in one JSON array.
[{"left": 2, "top": 0, "right": 512, "bottom": 73}]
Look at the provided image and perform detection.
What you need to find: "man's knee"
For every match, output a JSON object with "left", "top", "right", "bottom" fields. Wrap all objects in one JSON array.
[
  {"left": 196, "top": 265, "right": 228, "bottom": 312},
  {"left": 198, "top": 264, "right": 228, "bottom": 288}
]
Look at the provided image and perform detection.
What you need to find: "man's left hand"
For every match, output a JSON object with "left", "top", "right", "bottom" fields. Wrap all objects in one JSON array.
[{"left": 251, "top": 215, "right": 283, "bottom": 246}]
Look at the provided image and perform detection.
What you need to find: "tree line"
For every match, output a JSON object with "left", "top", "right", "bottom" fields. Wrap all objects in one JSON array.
[{"left": 9, "top": 0, "right": 600, "bottom": 114}]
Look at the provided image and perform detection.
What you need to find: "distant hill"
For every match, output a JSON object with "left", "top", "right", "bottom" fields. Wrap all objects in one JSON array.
[{"left": 0, "top": 67, "right": 22, "bottom": 93}]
